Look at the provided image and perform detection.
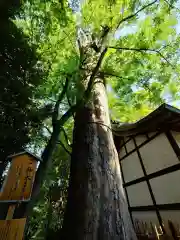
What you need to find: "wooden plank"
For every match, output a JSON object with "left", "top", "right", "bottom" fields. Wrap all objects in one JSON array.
[
  {"left": 6, "top": 205, "right": 16, "bottom": 220},
  {"left": 0, "top": 154, "right": 37, "bottom": 201},
  {"left": 0, "top": 218, "right": 26, "bottom": 240}
]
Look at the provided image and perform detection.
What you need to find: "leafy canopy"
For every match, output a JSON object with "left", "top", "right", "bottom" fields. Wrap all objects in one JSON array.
[
  {"left": 15, "top": 0, "right": 180, "bottom": 238},
  {"left": 17, "top": 0, "right": 180, "bottom": 123},
  {"left": 0, "top": 0, "right": 46, "bottom": 170}
]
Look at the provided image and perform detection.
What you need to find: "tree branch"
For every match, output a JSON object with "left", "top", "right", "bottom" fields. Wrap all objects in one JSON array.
[
  {"left": 52, "top": 78, "right": 69, "bottom": 127},
  {"left": 66, "top": 92, "right": 75, "bottom": 120},
  {"left": 91, "top": 26, "right": 110, "bottom": 52},
  {"left": 99, "top": 71, "right": 126, "bottom": 79},
  {"left": 164, "top": 0, "right": 180, "bottom": 12},
  {"left": 56, "top": 141, "right": 71, "bottom": 156},
  {"left": 57, "top": 102, "right": 80, "bottom": 127},
  {"left": 84, "top": 47, "right": 108, "bottom": 100},
  {"left": 77, "top": 38, "right": 84, "bottom": 64},
  {"left": 116, "top": 0, "right": 158, "bottom": 29},
  {"left": 46, "top": 97, "right": 56, "bottom": 103},
  {"left": 61, "top": 127, "right": 71, "bottom": 147},
  {"left": 99, "top": 71, "right": 134, "bottom": 83},
  {"left": 54, "top": 60, "right": 105, "bottom": 135},
  {"left": 108, "top": 46, "right": 173, "bottom": 67},
  {"left": 44, "top": 125, "right": 52, "bottom": 135},
  {"left": 54, "top": 48, "right": 108, "bottom": 139},
  {"left": 100, "top": 26, "right": 110, "bottom": 46}
]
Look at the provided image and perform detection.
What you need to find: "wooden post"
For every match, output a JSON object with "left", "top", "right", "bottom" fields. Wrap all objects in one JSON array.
[{"left": 168, "top": 220, "right": 179, "bottom": 240}]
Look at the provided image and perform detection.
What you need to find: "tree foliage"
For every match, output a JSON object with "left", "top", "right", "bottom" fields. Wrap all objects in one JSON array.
[
  {"left": 19, "top": 0, "right": 180, "bottom": 121},
  {"left": 13, "top": 0, "right": 180, "bottom": 238},
  {"left": 0, "top": 0, "right": 45, "bottom": 179},
  {"left": 26, "top": 145, "right": 70, "bottom": 239}
]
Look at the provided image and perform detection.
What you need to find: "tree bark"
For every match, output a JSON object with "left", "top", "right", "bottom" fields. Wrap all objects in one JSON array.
[
  {"left": 61, "top": 80, "right": 136, "bottom": 239},
  {"left": 24, "top": 126, "right": 60, "bottom": 225}
]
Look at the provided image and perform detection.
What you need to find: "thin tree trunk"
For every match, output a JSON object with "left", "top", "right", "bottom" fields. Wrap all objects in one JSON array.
[
  {"left": 24, "top": 127, "right": 60, "bottom": 234},
  {"left": 32, "top": 126, "right": 60, "bottom": 201},
  {"left": 61, "top": 80, "right": 136, "bottom": 239}
]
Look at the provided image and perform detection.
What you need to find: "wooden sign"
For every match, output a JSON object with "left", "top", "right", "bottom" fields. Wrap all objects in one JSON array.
[
  {"left": 0, "top": 153, "right": 37, "bottom": 201},
  {"left": 0, "top": 218, "right": 26, "bottom": 240}
]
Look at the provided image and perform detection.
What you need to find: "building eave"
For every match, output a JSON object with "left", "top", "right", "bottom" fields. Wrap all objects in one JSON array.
[{"left": 112, "top": 104, "right": 180, "bottom": 137}]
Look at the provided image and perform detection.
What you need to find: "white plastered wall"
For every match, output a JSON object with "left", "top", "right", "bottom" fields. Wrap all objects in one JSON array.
[
  {"left": 139, "top": 133, "right": 179, "bottom": 174},
  {"left": 119, "top": 132, "right": 180, "bottom": 225}
]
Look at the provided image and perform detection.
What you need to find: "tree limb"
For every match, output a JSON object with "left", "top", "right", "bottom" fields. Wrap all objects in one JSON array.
[
  {"left": 66, "top": 92, "right": 75, "bottom": 120},
  {"left": 52, "top": 78, "right": 69, "bottom": 127},
  {"left": 77, "top": 38, "right": 84, "bottom": 64},
  {"left": 84, "top": 47, "right": 108, "bottom": 100},
  {"left": 55, "top": 47, "right": 108, "bottom": 137},
  {"left": 164, "top": 0, "right": 180, "bottom": 12},
  {"left": 116, "top": 0, "right": 158, "bottom": 30},
  {"left": 46, "top": 97, "right": 56, "bottom": 103},
  {"left": 99, "top": 71, "right": 129, "bottom": 79},
  {"left": 56, "top": 141, "right": 71, "bottom": 156},
  {"left": 92, "top": 26, "right": 110, "bottom": 52},
  {"left": 61, "top": 127, "right": 72, "bottom": 147},
  {"left": 56, "top": 72, "right": 98, "bottom": 129},
  {"left": 99, "top": 71, "right": 135, "bottom": 83},
  {"left": 57, "top": 102, "right": 80, "bottom": 127},
  {"left": 108, "top": 46, "right": 173, "bottom": 67},
  {"left": 44, "top": 125, "right": 52, "bottom": 135}
]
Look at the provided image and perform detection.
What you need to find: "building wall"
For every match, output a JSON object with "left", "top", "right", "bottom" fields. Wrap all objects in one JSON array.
[{"left": 118, "top": 130, "right": 180, "bottom": 235}]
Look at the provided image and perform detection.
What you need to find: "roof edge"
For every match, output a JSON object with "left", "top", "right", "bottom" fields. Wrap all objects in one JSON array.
[
  {"left": 7, "top": 150, "right": 42, "bottom": 162},
  {"left": 112, "top": 103, "right": 180, "bottom": 136}
]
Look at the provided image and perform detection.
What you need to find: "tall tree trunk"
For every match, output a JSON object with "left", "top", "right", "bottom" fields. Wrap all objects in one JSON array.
[{"left": 61, "top": 80, "right": 136, "bottom": 239}]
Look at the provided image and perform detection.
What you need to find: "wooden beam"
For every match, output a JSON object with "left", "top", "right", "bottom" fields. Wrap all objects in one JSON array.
[
  {"left": 6, "top": 204, "right": 16, "bottom": 220},
  {"left": 124, "top": 163, "right": 180, "bottom": 187},
  {"left": 130, "top": 203, "right": 180, "bottom": 211}
]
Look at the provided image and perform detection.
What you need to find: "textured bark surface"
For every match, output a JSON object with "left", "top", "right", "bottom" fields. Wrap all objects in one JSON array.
[
  {"left": 24, "top": 127, "right": 60, "bottom": 233},
  {"left": 61, "top": 81, "right": 137, "bottom": 240}
]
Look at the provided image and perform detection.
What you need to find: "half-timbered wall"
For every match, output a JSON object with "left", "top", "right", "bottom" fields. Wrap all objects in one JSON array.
[{"left": 118, "top": 130, "right": 180, "bottom": 232}]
